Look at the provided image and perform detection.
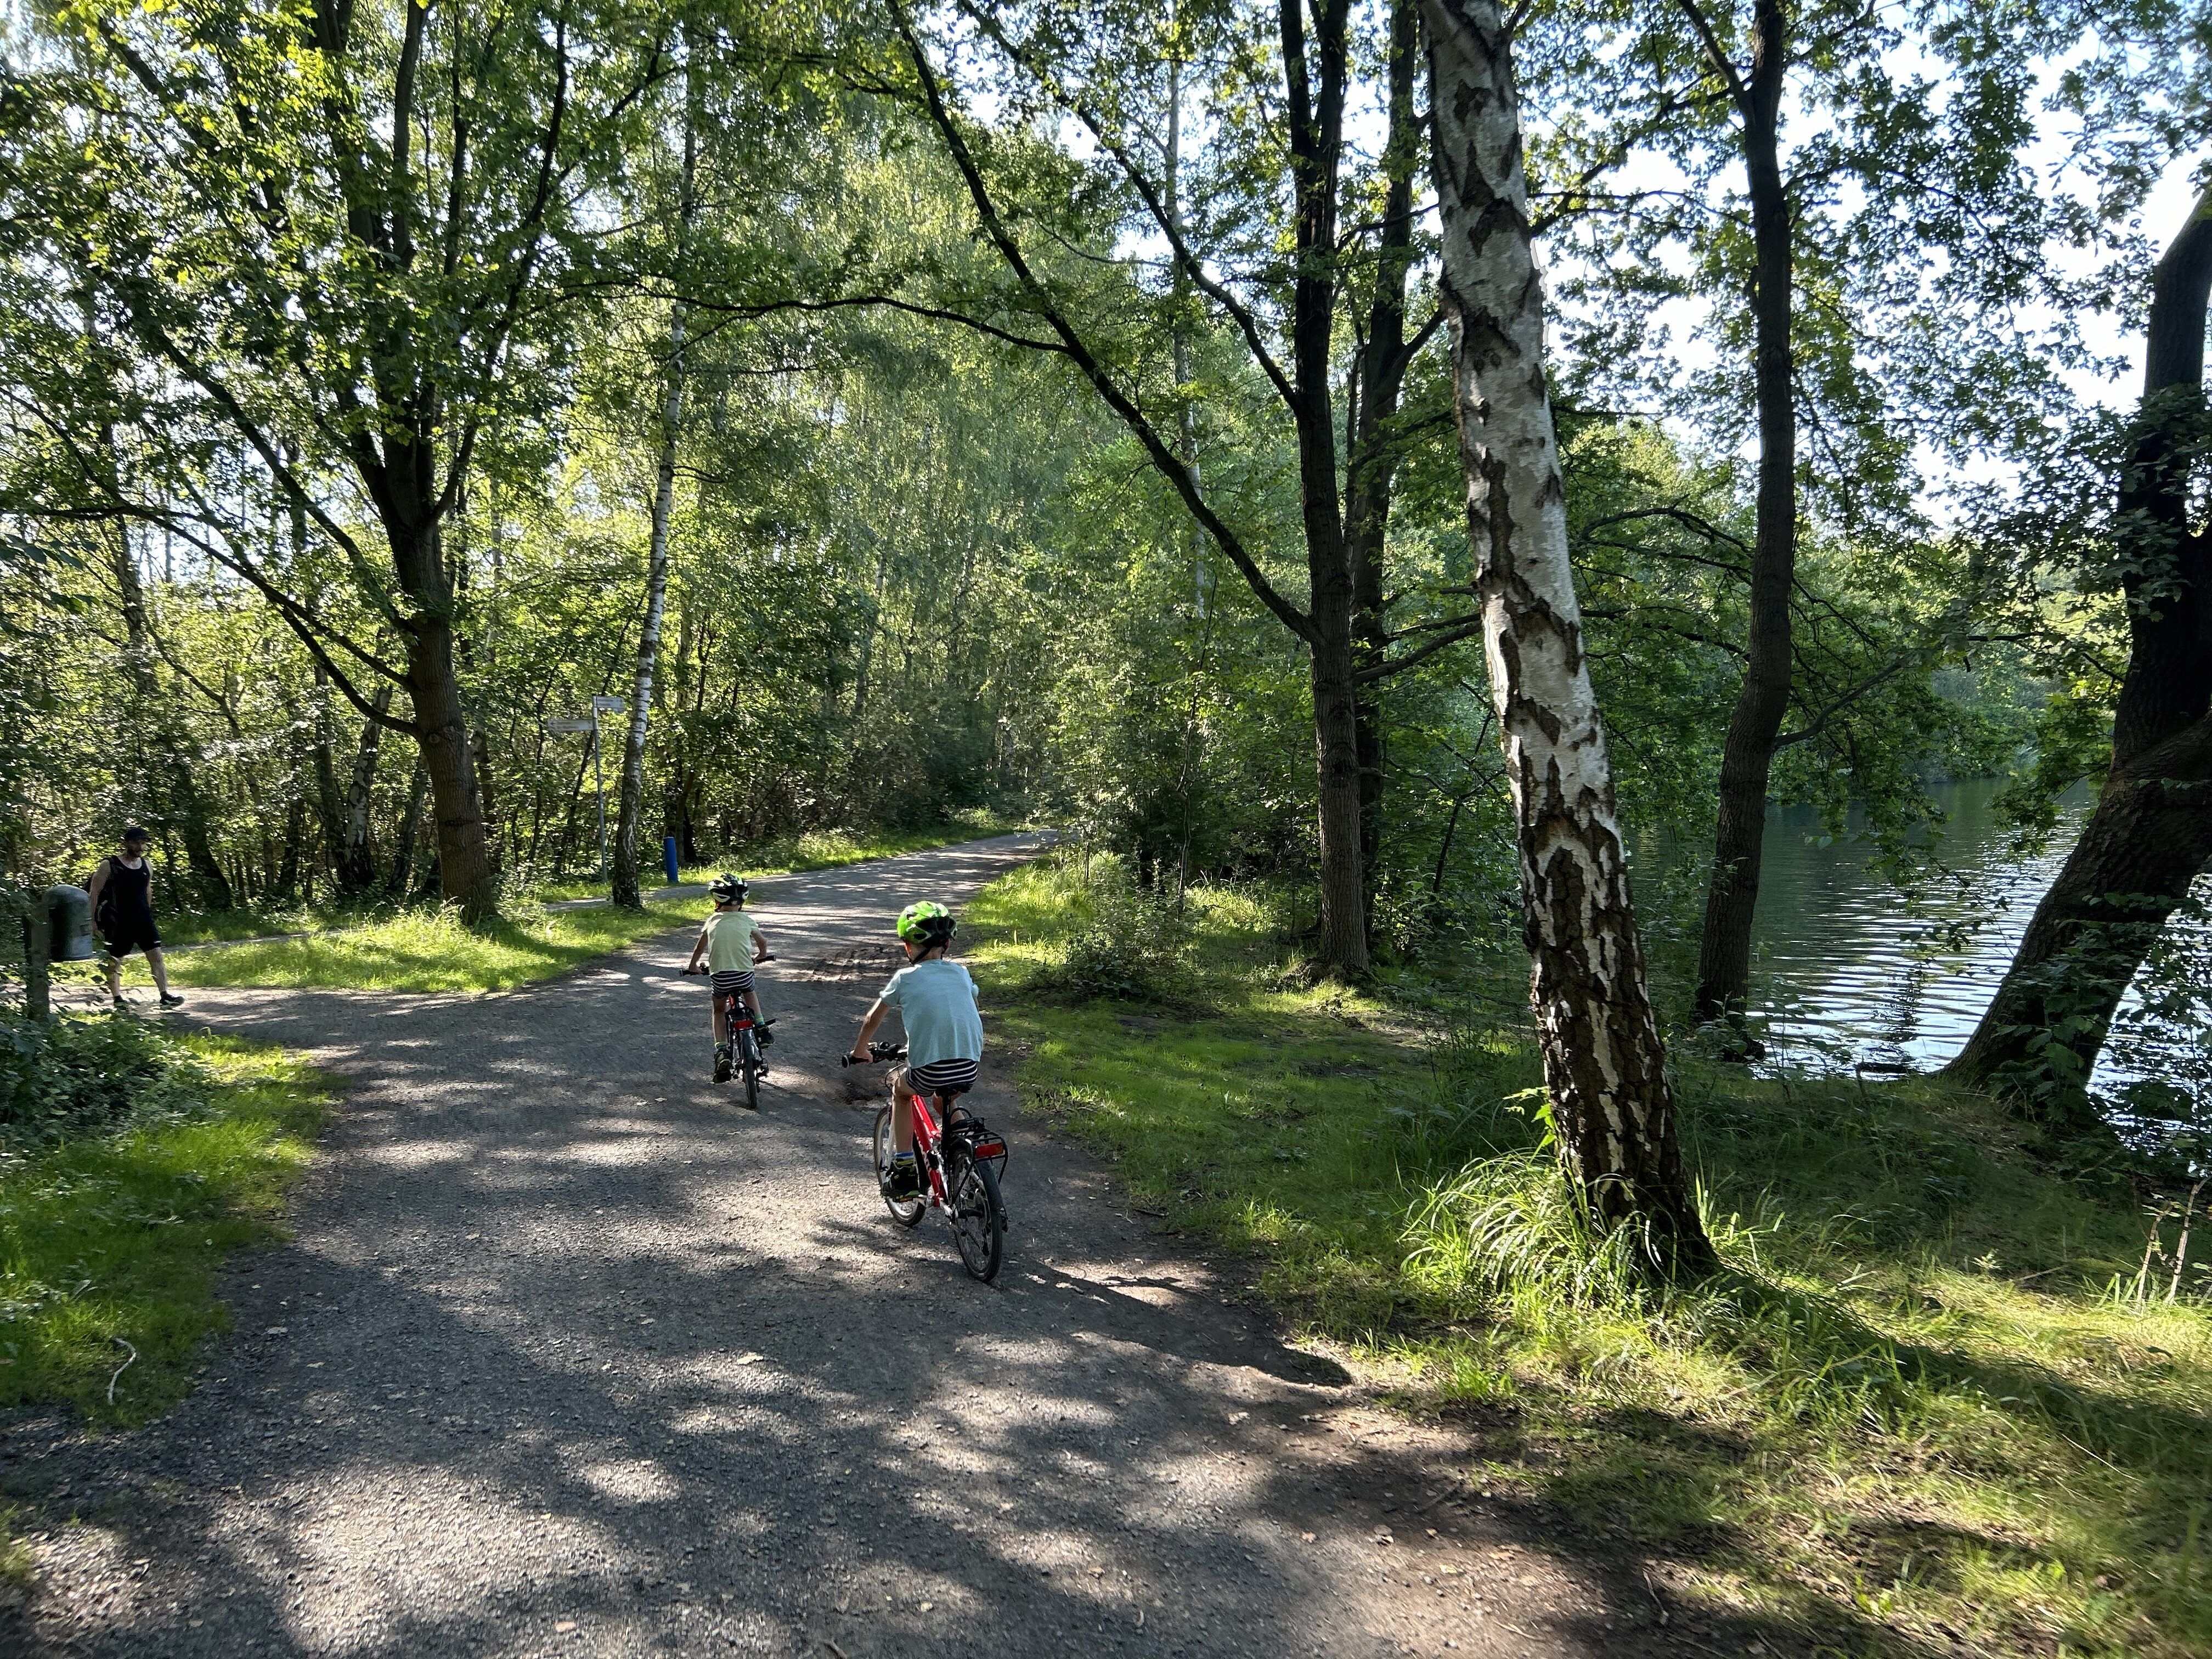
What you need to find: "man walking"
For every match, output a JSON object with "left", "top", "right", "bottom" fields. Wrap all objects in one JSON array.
[{"left": 86, "top": 826, "right": 184, "bottom": 1012}]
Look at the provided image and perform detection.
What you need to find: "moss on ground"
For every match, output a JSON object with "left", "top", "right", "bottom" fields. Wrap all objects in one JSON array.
[{"left": 965, "top": 852, "right": 2212, "bottom": 1658}]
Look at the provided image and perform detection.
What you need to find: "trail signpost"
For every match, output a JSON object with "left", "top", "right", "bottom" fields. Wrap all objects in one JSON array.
[
  {"left": 590, "top": 699, "right": 627, "bottom": 879},
  {"left": 545, "top": 701, "right": 630, "bottom": 881}
]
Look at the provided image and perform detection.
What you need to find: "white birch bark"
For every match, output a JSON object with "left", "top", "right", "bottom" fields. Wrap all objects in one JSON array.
[
  {"left": 612, "top": 72, "right": 698, "bottom": 908},
  {"left": 1425, "top": 0, "right": 1709, "bottom": 1261}
]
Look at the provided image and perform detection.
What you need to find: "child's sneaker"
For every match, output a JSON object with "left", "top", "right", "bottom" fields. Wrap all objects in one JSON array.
[
  {"left": 882, "top": 1154, "right": 921, "bottom": 1199},
  {"left": 713, "top": 1042, "right": 732, "bottom": 1084}
]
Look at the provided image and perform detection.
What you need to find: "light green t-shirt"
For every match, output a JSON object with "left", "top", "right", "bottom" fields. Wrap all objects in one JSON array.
[
  {"left": 701, "top": 909, "right": 764, "bottom": 973},
  {"left": 878, "top": 958, "right": 984, "bottom": 1069}
]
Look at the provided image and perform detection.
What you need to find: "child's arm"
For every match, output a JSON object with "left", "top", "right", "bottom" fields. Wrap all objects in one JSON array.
[
  {"left": 849, "top": 997, "right": 891, "bottom": 1062},
  {"left": 684, "top": 928, "right": 708, "bottom": 973},
  {"left": 751, "top": 927, "right": 771, "bottom": 964}
]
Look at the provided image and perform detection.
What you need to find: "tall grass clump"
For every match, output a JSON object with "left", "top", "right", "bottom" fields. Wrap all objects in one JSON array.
[{"left": 1405, "top": 1148, "right": 1684, "bottom": 1311}]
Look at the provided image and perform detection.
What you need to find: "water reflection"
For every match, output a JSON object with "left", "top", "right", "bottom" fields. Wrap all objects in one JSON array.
[{"left": 1734, "top": 780, "right": 2209, "bottom": 1098}]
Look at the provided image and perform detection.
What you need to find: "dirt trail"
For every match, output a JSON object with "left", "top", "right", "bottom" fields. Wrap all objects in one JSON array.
[{"left": 3, "top": 834, "right": 1744, "bottom": 1658}]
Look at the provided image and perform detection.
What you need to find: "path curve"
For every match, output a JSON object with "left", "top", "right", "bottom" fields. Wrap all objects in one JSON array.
[{"left": 4, "top": 834, "right": 1732, "bottom": 1658}]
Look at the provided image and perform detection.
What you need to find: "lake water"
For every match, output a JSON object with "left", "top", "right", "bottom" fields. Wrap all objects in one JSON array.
[{"left": 1709, "top": 780, "right": 2210, "bottom": 1099}]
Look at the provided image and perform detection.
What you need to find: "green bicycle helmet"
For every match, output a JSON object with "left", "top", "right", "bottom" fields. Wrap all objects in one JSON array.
[
  {"left": 896, "top": 900, "right": 955, "bottom": 946},
  {"left": 708, "top": 872, "right": 748, "bottom": 902}
]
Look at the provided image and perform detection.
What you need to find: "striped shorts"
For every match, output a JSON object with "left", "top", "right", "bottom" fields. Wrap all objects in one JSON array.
[
  {"left": 710, "top": 969, "right": 755, "bottom": 997},
  {"left": 902, "top": 1057, "right": 980, "bottom": 1101}
]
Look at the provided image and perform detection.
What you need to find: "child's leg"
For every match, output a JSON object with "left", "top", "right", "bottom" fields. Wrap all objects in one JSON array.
[
  {"left": 890, "top": 1070, "right": 915, "bottom": 1153},
  {"left": 743, "top": 986, "right": 764, "bottom": 1023},
  {"left": 710, "top": 991, "right": 729, "bottom": 1044}
]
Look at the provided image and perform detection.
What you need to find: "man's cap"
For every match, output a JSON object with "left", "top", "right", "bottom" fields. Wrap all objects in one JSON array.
[{"left": 122, "top": 825, "right": 149, "bottom": 842}]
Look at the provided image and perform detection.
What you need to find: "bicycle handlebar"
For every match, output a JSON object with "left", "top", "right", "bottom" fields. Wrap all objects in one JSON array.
[{"left": 840, "top": 1041, "right": 906, "bottom": 1067}]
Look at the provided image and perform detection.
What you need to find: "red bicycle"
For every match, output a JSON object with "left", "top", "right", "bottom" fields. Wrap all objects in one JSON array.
[
  {"left": 843, "top": 1041, "right": 1008, "bottom": 1282},
  {"left": 683, "top": 956, "right": 775, "bottom": 1110}
]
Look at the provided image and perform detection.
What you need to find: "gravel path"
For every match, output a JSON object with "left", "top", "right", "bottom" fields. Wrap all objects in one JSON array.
[{"left": 3, "top": 835, "right": 1759, "bottom": 1658}]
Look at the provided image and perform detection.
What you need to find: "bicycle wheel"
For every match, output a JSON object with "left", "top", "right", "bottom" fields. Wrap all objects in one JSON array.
[
  {"left": 873, "top": 1105, "right": 925, "bottom": 1227},
  {"left": 740, "top": 1033, "right": 761, "bottom": 1111},
  {"left": 950, "top": 1155, "right": 1005, "bottom": 1283}
]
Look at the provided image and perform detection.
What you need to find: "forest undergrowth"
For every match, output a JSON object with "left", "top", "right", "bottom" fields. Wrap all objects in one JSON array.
[{"left": 966, "top": 851, "right": 2212, "bottom": 1658}]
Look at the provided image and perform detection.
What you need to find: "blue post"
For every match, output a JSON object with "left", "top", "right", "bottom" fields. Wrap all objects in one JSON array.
[{"left": 663, "top": 836, "right": 680, "bottom": 885}]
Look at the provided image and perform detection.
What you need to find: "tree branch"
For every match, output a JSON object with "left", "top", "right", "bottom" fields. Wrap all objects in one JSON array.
[{"left": 891, "top": 4, "right": 1314, "bottom": 646}]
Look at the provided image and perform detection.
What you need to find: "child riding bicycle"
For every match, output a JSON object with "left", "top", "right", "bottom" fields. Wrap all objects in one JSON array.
[
  {"left": 847, "top": 901, "right": 982, "bottom": 1198},
  {"left": 684, "top": 874, "right": 773, "bottom": 1082}
]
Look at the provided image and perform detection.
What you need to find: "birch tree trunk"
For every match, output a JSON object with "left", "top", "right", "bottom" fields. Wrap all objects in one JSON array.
[
  {"left": 338, "top": 681, "right": 392, "bottom": 895},
  {"left": 1425, "top": 0, "right": 1712, "bottom": 1266},
  {"left": 612, "top": 72, "right": 698, "bottom": 910}
]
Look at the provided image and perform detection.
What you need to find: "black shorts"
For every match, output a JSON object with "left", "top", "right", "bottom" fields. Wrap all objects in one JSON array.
[
  {"left": 900, "top": 1057, "right": 980, "bottom": 1101},
  {"left": 104, "top": 915, "right": 161, "bottom": 956}
]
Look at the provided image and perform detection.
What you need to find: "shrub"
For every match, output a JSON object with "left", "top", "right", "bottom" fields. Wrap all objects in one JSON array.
[
  {"left": 1038, "top": 868, "right": 1195, "bottom": 1003},
  {"left": 0, "top": 1014, "right": 207, "bottom": 1144}
]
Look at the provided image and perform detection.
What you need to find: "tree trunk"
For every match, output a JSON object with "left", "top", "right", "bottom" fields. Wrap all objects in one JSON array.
[
  {"left": 614, "top": 81, "right": 698, "bottom": 910},
  {"left": 1282, "top": 0, "right": 1369, "bottom": 975},
  {"left": 1345, "top": 0, "right": 1423, "bottom": 912},
  {"left": 338, "top": 681, "right": 392, "bottom": 895},
  {"left": 472, "top": 724, "right": 503, "bottom": 883},
  {"left": 311, "top": 663, "right": 348, "bottom": 884},
  {"left": 1949, "top": 185, "right": 2212, "bottom": 1110},
  {"left": 104, "top": 527, "right": 235, "bottom": 911},
  {"left": 390, "top": 755, "right": 429, "bottom": 899},
  {"left": 385, "top": 504, "right": 498, "bottom": 921},
  {"left": 274, "top": 797, "right": 304, "bottom": 900},
  {"left": 1692, "top": 0, "right": 1793, "bottom": 1026},
  {"left": 1426, "top": 0, "right": 1713, "bottom": 1267}
]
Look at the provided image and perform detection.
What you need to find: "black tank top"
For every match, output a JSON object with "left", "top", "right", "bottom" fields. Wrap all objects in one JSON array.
[{"left": 104, "top": 856, "right": 153, "bottom": 921}]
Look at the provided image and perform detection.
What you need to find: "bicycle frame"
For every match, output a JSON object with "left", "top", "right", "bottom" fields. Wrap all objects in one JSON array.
[{"left": 902, "top": 1086, "right": 951, "bottom": 1207}]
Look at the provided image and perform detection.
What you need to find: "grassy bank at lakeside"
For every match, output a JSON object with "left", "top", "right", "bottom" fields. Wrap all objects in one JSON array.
[
  {"left": 963, "top": 851, "right": 2212, "bottom": 1658},
  {"left": 119, "top": 896, "right": 697, "bottom": 995},
  {"left": 0, "top": 1024, "right": 331, "bottom": 1427}
]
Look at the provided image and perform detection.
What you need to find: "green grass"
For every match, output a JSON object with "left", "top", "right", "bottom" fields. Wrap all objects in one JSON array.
[
  {"left": 121, "top": 897, "right": 695, "bottom": 994},
  {"left": 0, "top": 1031, "right": 331, "bottom": 1427},
  {"left": 143, "top": 809, "right": 1025, "bottom": 991},
  {"left": 157, "top": 902, "right": 331, "bottom": 947},
  {"left": 528, "top": 808, "right": 1023, "bottom": 902},
  {"left": 966, "top": 852, "right": 2212, "bottom": 1658}
]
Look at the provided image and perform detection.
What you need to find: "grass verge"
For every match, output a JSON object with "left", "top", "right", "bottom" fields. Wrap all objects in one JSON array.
[
  {"left": 966, "top": 851, "right": 2212, "bottom": 1658},
  {"left": 1, "top": 1028, "right": 330, "bottom": 1426},
  {"left": 121, "top": 897, "right": 695, "bottom": 995},
  {"left": 133, "top": 811, "right": 1025, "bottom": 992},
  {"left": 529, "top": 808, "right": 1023, "bottom": 902}
]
